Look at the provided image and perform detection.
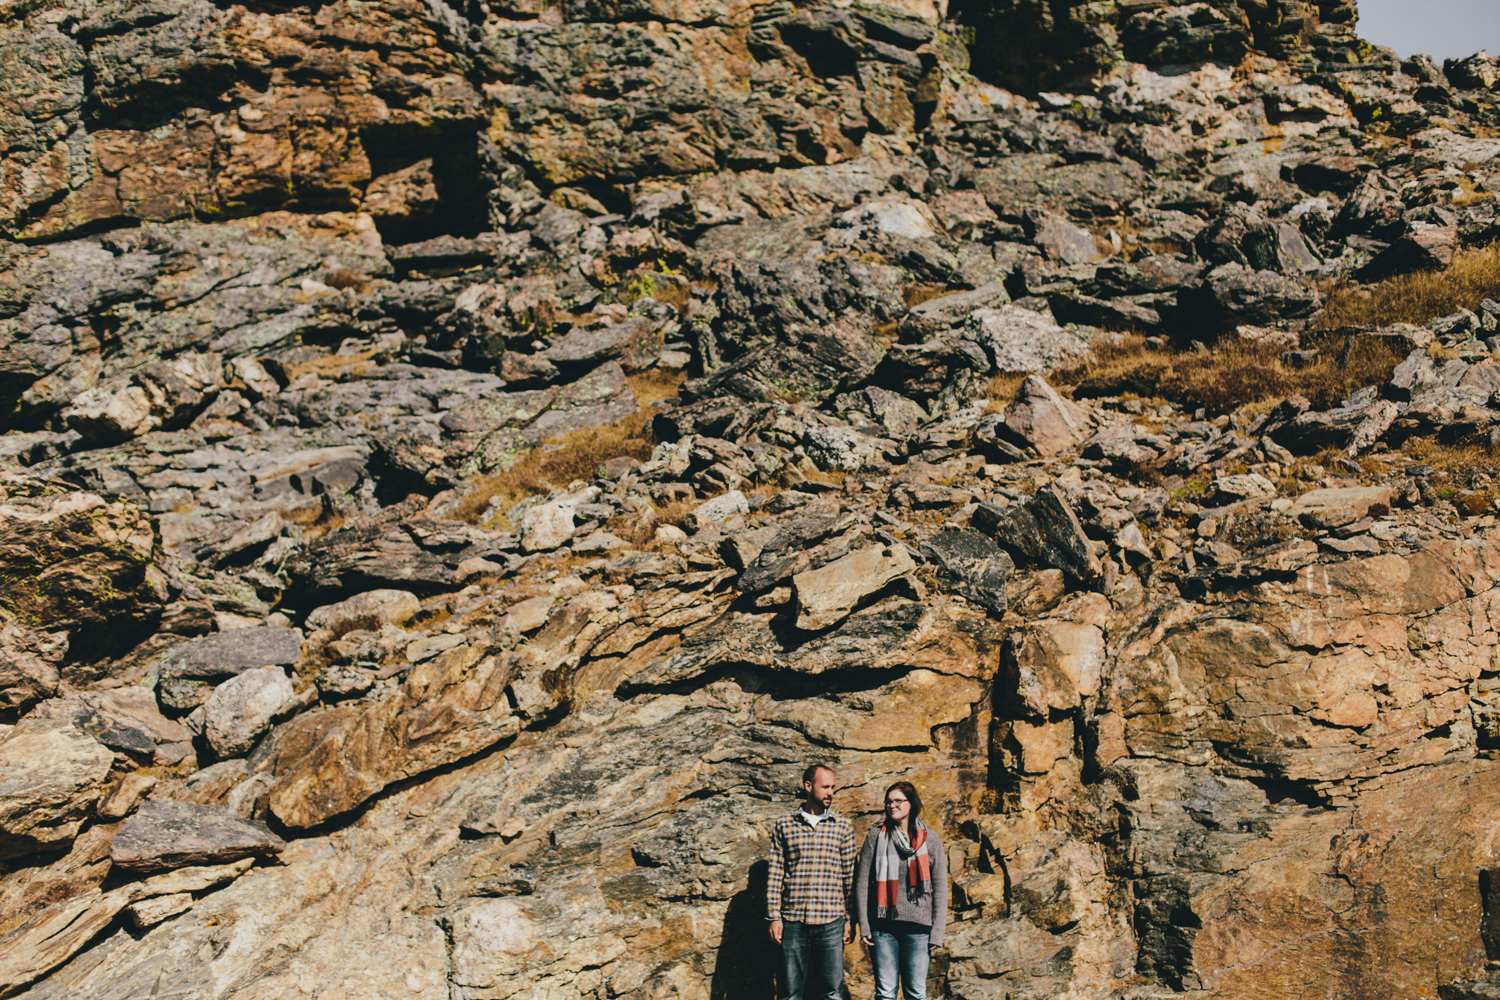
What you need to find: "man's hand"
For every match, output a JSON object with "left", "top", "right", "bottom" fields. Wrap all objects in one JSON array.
[
  {"left": 769, "top": 920, "right": 783, "bottom": 945},
  {"left": 843, "top": 921, "right": 852, "bottom": 944},
  {"left": 861, "top": 934, "right": 874, "bottom": 948}
]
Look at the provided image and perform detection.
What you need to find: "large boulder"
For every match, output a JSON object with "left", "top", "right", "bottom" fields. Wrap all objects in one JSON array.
[
  {"left": 203, "top": 667, "right": 297, "bottom": 759},
  {"left": 967, "top": 306, "right": 1092, "bottom": 373},
  {"left": 999, "top": 375, "right": 1091, "bottom": 456},
  {"left": 155, "top": 626, "right": 305, "bottom": 682},
  {"left": 793, "top": 544, "right": 917, "bottom": 630},
  {"left": 1183, "top": 263, "right": 1323, "bottom": 328},
  {"left": 975, "top": 485, "right": 1102, "bottom": 586},
  {"left": 0, "top": 717, "right": 115, "bottom": 859},
  {"left": 306, "top": 590, "right": 421, "bottom": 638},
  {"left": 62, "top": 353, "right": 224, "bottom": 444}
]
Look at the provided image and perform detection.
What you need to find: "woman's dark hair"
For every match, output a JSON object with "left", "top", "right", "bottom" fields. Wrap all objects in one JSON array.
[{"left": 882, "top": 781, "right": 923, "bottom": 833}]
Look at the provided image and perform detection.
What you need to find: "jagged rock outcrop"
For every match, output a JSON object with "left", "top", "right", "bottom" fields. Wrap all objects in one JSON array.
[{"left": 5, "top": 0, "right": 1500, "bottom": 998}]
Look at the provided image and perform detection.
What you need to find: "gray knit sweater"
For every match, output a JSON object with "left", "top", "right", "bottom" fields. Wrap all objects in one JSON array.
[{"left": 853, "top": 823, "right": 949, "bottom": 946}]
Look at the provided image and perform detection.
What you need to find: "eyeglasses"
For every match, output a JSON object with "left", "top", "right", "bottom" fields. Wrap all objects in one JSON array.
[{"left": 885, "top": 798, "right": 908, "bottom": 805}]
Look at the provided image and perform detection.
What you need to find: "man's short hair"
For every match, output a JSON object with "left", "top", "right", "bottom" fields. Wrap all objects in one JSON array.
[{"left": 802, "top": 763, "right": 833, "bottom": 785}]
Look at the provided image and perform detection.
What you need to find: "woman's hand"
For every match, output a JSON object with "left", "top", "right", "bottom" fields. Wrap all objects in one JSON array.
[{"left": 861, "top": 935, "right": 874, "bottom": 947}]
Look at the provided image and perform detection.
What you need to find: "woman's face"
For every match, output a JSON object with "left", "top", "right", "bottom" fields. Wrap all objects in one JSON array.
[{"left": 885, "top": 790, "right": 911, "bottom": 825}]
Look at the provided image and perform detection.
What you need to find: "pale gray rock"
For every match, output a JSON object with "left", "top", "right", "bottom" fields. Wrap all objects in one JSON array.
[
  {"left": 1032, "top": 215, "right": 1098, "bottom": 265},
  {"left": 967, "top": 306, "right": 1092, "bottom": 373},
  {"left": 203, "top": 666, "right": 296, "bottom": 758},
  {"left": 686, "top": 490, "right": 749, "bottom": 532},
  {"left": 62, "top": 352, "right": 225, "bottom": 444},
  {"left": 801, "top": 426, "right": 894, "bottom": 472},
  {"left": 156, "top": 626, "right": 304, "bottom": 681},
  {"left": 520, "top": 486, "right": 600, "bottom": 553},
  {"left": 1209, "top": 473, "right": 1276, "bottom": 504}
]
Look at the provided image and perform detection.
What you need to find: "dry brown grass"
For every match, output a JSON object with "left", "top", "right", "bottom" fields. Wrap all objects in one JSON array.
[
  {"left": 776, "top": 464, "right": 847, "bottom": 491},
  {"left": 282, "top": 348, "right": 377, "bottom": 382},
  {"left": 1056, "top": 334, "right": 1408, "bottom": 415},
  {"left": 903, "top": 284, "right": 952, "bottom": 310},
  {"left": 1402, "top": 439, "right": 1500, "bottom": 515},
  {"left": 983, "top": 372, "right": 1028, "bottom": 413},
  {"left": 322, "top": 269, "right": 372, "bottom": 293},
  {"left": 450, "top": 386, "right": 672, "bottom": 525},
  {"left": 1453, "top": 178, "right": 1492, "bottom": 209},
  {"left": 1404, "top": 438, "right": 1498, "bottom": 473},
  {"left": 1319, "top": 242, "right": 1500, "bottom": 328},
  {"left": 627, "top": 369, "right": 687, "bottom": 406},
  {"left": 652, "top": 499, "right": 695, "bottom": 530}
]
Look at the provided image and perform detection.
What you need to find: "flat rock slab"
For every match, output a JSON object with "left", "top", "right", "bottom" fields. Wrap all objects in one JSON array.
[
  {"left": 1288, "top": 486, "right": 1396, "bottom": 529},
  {"left": 29, "top": 687, "right": 192, "bottom": 761},
  {"left": 794, "top": 543, "right": 916, "bottom": 630},
  {"left": 111, "top": 800, "right": 285, "bottom": 872},
  {"left": 156, "top": 626, "right": 304, "bottom": 681}
]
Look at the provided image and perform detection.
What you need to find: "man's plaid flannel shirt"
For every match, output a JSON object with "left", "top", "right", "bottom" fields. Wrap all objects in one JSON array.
[{"left": 766, "top": 810, "right": 856, "bottom": 924}]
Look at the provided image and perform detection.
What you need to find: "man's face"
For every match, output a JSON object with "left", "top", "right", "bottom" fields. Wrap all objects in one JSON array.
[{"left": 804, "top": 768, "right": 836, "bottom": 809}]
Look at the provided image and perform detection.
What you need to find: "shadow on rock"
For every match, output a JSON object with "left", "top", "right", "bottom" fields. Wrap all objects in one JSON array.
[{"left": 712, "top": 860, "right": 778, "bottom": 1000}]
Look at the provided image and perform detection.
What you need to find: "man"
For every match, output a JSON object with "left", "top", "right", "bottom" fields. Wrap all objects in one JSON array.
[{"left": 766, "top": 764, "right": 856, "bottom": 1000}]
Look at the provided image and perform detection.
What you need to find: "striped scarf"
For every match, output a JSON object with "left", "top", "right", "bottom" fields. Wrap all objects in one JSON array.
[{"left": 873, "top": 819, "right": 931, "bottom": 917}]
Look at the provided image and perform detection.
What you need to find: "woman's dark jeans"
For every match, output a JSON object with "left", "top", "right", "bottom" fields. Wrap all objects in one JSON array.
[
  {"left": 778, "top": 918, "right": 845, "bottom": 1000},
  {"left": 870, "top": 920, "right": 930, "bottom": 1000}
]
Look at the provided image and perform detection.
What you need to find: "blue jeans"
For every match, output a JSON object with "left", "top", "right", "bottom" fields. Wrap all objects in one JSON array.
[
  {"left": 779, "top": 919, "right": 844, "bottom": 1000},
  {"left": 870, "top": 921, "right": 930, "bottom": 1000}
]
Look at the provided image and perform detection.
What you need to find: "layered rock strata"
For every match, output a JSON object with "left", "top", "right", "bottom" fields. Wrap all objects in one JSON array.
[{"left": 4, "top": 0, "right": 1500, "bottom": 998}]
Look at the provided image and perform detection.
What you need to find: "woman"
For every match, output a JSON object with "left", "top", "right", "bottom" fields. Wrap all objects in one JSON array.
[{"left": 853, "top": 781, "right": 948, "bottom": 1000}]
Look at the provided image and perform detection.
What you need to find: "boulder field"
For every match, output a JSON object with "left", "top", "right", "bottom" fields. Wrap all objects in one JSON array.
[{"left": 5, "top": 1, "right": 1500, "bottom": 998}]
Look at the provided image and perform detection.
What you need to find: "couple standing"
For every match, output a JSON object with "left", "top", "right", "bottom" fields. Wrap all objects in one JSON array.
[{"left": 766, "top": 764, "right": 947, "bottom": 1000}]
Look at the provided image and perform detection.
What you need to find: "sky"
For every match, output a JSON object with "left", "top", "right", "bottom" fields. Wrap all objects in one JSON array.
[{"left": 1356, "top": 0, "right": 1500, "bottom": 63}]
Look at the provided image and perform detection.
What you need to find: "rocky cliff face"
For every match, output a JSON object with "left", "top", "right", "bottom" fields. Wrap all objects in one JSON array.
[{"left": 6, "top": 0, "right": 1500, "bottom": 997}]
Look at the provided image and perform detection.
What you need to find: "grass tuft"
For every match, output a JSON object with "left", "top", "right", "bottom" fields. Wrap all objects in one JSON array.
[
  {"left": 1319, "top": 242, "right": 1500, "bottom": 329},
  {"left": 448, "top": 372, "right": 683, "bottom": 525},
  {"left": 983, "top": 372, "right": 1028, "bottom": 414},
  {"left": 1056, "top": 334, "right": 1408, "bottom": 415},
  {"left": 903, "top": 284, "right": 952, "bottom": 310},
  {"left": 322, "top": 269, "right": 372, "bottom": 293}
]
